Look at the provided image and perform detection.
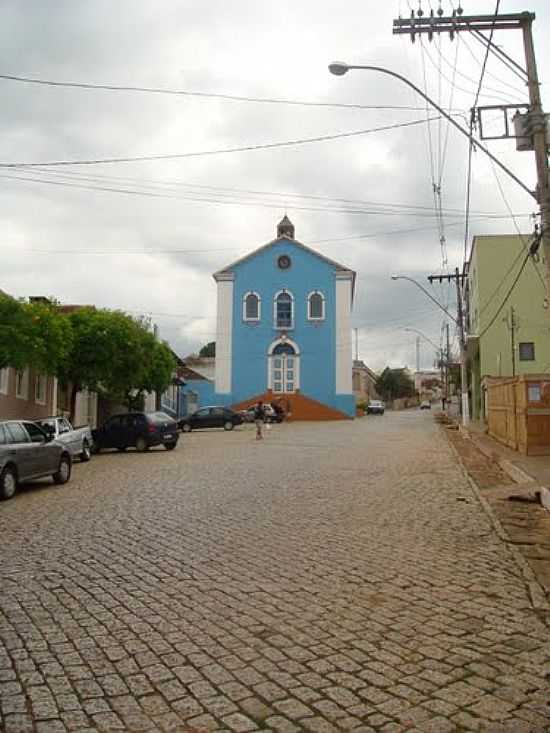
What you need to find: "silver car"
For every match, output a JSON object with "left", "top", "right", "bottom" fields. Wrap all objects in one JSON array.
[{"left": 0, "top": 420, "right": 72, "bottom": 501}]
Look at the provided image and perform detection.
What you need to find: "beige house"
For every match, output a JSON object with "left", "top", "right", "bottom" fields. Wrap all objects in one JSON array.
[
  {"left": 352, "top": 360, "right": 379, "bottom": 402},
  {"left": 0, "top": 366, "right": 57, "bottom": 420}
]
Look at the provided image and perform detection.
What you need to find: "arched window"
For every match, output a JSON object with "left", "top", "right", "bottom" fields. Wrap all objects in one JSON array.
[
  {"left": 243, "top": 291, "right": 261, "bottom": 321},
  {"left": 274, "top": 290, "right": 293, "bottom": 329},
  {"left": 308, "top": 291, "right": 325, "bottom": 321}
]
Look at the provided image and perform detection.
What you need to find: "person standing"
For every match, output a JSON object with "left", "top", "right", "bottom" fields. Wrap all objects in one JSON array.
[{"left": 254, "top": 401, "right": 265, "bottom": 440}]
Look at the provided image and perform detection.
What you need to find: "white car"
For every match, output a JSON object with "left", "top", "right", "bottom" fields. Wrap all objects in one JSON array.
[
  {"left": 420, "top": 401, "right": 431, "bottom": 410},
  {"left": 35, "top": 416, "right": 93, "bottom": 461}
]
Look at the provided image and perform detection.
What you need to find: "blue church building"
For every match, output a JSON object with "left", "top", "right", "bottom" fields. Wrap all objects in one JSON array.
[{"left": 212, "top": 217, "right": 356, "bottom": 419}]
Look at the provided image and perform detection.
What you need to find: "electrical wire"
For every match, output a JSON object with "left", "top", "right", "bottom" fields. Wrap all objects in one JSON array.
[
  {"left": 478, "top": 251, "right": 531, "bottom": 338},
  {"left": 420, "top": 37, "right": 519, "bottom": 104},
  {"left": 458, "top": 34, "right": 526, "bottom": 99},
  {"left": 429, "top": 25, "right": 523, "bottom": 101},
  {"left": 28, "top": 165, "right": 517, "bottom": 218},
  {"left": 487, "top": 157, "right": 546, "bottom": 294},
  {"left": 0, "top": 117, "right": 438, "bottom": 168},
  {"left": 0, "top": 72, "right": 455, "bottom": 113},
  {"left": 472, "top": 0, "right": 501, "bottom": 111}
]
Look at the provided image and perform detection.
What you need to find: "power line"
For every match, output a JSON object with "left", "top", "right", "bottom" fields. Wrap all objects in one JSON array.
[
  {"left": 478, "top": 251, "right": 531, "bottom": 338},
  {"left": 458, "top": 34, "right": 525, "bottom": 98},
  {"left": 0, "top": 117, "right": 438, "bottom": 168},
  {"left": 28, "top": 166, "right": 513, "bottom": 218},
  {"left": 420, "top": 36, "right": 519, "bottom": 104},
  {"left": 472, "top": 0, "right": 501, "bottom": 111},
  {"left": 2, "top": 213, "right": 530, "bottom": 257},
  {"left": 0, "top": 72, "right": 457, "bottom": 113}
]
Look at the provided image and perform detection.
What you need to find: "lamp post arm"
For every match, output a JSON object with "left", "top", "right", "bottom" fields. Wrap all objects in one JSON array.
[
  {"left": 337, "top": 64, "right": 535, "bottom": 200},
  {"left": 393, "top": 275, "right": 459, "bottom": 324}
]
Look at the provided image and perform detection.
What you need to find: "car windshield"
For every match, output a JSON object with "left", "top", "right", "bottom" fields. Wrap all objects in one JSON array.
[{"left": 150, "top": 412, "right": 174, "bottom": 424}]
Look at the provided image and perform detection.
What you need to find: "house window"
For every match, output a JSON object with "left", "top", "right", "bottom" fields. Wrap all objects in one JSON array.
[
  {"left": 308, "top": 291, "right": 325, "bottom": 320},
  {"left": 519, "top": 342, "right": 535, "bottom": 361},
  {"left": 274, "top": 291, "right": 293, "bottom": 329},
  {"left": 0, "top": 368, "right": 8, "bottom": 395},
  {"left": 15, "top": 369, "right": 29, "bottom": 399},
  {"left": 35, "top": 374, "right": 47, "bottom": 405},
  {"left": 243, "top": 292, "right": 261, "bottom": 322}
]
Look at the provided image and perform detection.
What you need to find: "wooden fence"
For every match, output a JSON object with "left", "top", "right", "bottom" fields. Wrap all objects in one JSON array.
[{"left": 485, "top": 375, "right": 550, "bottom": 455}]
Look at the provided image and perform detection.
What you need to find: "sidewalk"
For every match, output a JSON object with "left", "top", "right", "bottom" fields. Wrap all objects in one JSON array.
[
  {"left": 449, "top": 419, "right": 550, "bottom": 610},
  {"left": 464, "top": 420, "right": 550, "bottom": 497}
]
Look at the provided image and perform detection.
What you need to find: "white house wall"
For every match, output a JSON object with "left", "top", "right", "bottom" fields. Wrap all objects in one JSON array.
[
  {"left": 335, "top": 275, "right": 353, "bottom": 394},
  {"left": 215, "top": 276, "right": 234, "bottom": 394}
]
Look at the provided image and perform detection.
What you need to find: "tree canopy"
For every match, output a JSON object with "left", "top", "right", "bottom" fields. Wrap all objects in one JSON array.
[
  {"left": 57, "top": 308, "right": 176, "bottom": 412},
  {"left": 199, "top": 341, "right": 216, "bottom": 357},
  {"left": 376, "top": 367, "right": 415, "bottom": 401},
  {"left": 0, "top": 294, "right": 72, "bottom": 374},
  {"left": 0, "top": 296, "right": 176, "bottom": 416}
]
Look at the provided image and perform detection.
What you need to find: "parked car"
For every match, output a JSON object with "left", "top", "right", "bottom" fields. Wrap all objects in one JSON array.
[
  {"left": 35, "top": 416, "right": 93, "bottom": 462},
  {"left": 239, "top": 404, "right": 283, "bottom": 424},
  {"left": 420, "top": 400, "right": 431, "bottom": 410},
  {"left": 367, "top": 400, "right": 385, "bottom": 415},
  {"left": 178, "top": 406, "right": 243, "bottom": 432},
  {"left": 92, "top": 412, "right": 179, "bottom": 452},
  {"left": 0, "top": 420, "right": 72, "bottom": 500}
]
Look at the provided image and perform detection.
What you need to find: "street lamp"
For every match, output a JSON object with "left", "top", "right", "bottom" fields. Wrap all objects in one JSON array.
[
  {"left": 328, "top": 62, "right": 533, "bottom": 199},
  {"left": 390, "top": 275, "right": 458, "bottom": 324}
]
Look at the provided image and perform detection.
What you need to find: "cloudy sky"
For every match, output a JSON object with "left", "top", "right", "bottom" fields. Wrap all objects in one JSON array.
[{"left": 1, "top": 0, "right": 548, "bottom": 372}]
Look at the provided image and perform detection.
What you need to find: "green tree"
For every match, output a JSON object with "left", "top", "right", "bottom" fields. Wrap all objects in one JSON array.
[
  {"left": 376, "top": 367, "right": 415, "bottom": 402},
  {"left": 199, "top": 341, "right": 216, "bottom": 357},
  {"left": 58, "top": 308, "right": 176, "bottom": 417},
  {"left": 0, "top": 293, "right": 72, "bottom": 374}
]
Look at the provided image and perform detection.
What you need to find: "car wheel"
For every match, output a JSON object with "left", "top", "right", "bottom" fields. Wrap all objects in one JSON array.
[
  {"left": 135, "top": 436, "right": 149, "bottom": 452},
  {"left": 53, "top": 454, "right": 72, "bottom": 485},
  {"left": 164, "top": 441, "right": 177, "bottom": 450},
  {"left": 80, "top": 440, "right": 91, "bottom": 462},
  {"left": 223, "top": 421, "right": 234, "bottom": 431},
  {"left": 117, "top": 446, "right": 127, "bottom": 452},
  {"left": 0, "top": 466, "right": 17, "bottom": 501},
  {"left": 182, "top": 423, "right": 192, "bottom": 433}
]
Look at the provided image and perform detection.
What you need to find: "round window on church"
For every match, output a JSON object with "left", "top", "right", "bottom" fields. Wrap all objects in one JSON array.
[{"left": 277, "top": 255, "right": 291, "bottom": 270}]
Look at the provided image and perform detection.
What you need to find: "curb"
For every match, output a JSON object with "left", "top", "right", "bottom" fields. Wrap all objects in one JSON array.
[
  {"left": 444, "top": 428, "right": 550, "bottom": 615},
  {"left": 460, "top": 424, "right": 540, "bottom": 485}
]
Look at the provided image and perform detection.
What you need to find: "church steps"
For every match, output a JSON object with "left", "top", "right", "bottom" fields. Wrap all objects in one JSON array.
[{"left": 231, "top": 391, "right": 350, "bottom": 421}]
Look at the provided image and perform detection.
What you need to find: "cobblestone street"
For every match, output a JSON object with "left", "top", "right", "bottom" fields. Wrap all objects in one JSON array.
[{"left": 1, "top": 412, "right": 549, "bottom": 732}]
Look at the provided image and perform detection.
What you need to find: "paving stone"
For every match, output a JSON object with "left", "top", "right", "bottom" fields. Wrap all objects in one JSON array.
[
  {"left": 222, "top": 712, "right": 259, "bottom": 731},
  {"left": 4, "top": 714, "right": 35, "bottom": 733},
  {"left": 1, "top": 417, "right": 549, "bottom": 733}
]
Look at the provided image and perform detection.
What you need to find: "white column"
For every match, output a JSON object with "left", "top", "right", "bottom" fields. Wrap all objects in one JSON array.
[
  {"left": 215, "top": 275, "right": 234, "bottom": 394},
  {"left": 335, "top": 274, "right": 353, "bottom": 394}
]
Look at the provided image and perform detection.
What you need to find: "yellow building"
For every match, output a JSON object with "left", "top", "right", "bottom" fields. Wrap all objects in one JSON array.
[{"left": 466, "top": 234, "right": 549, "bottom": 421}]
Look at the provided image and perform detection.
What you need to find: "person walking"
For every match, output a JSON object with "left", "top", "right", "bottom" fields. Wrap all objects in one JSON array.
[{"left": 254, "top": 401, "right": 265, "bottom": 440}]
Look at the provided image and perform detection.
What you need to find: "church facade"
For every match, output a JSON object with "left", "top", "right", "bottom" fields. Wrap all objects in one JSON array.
[{"left": 212, "top": 217, "right": 356, "bottom": 418}]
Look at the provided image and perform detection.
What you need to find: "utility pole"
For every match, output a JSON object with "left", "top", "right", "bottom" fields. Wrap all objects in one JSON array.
[
  {"left": 428, "top": 269, "right": 469, "bottom": 424},
  {"left": 354, "top": 327, "right": 359, "bottom": 362},
  {"left": 393, "top": 10, "right": 550, "bottom": 303},
  {"left": 510, "top": 306, "right": 517, "bottom": 377},
  {"left": 446, "top": 322, "right": 450, "bottom": 408},
  {"left": 415, "top": 336, "right": 420, "bottom": 373}
]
